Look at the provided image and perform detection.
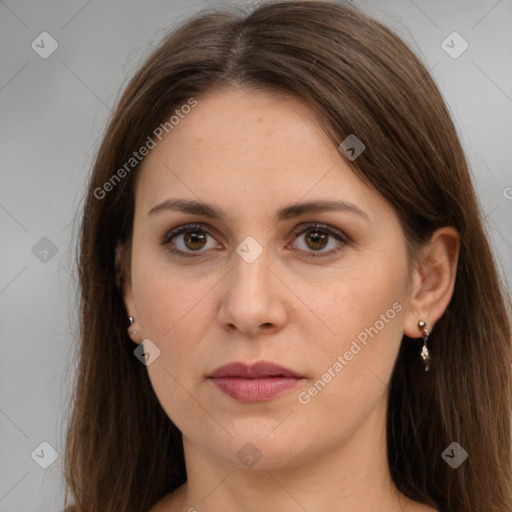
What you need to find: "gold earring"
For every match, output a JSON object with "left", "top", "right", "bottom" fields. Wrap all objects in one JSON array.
[{"left": 418, "top": 320, "right": 430, "bottom": 371}]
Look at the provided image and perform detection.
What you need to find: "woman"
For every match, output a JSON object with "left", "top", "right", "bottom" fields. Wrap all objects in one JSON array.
[{"left": 63, "top": 1, "right": 512, "bottom": 511}]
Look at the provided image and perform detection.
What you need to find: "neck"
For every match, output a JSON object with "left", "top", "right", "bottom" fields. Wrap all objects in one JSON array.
[{"left": 171, "top": 397, "right": 409, "bottom": 512}]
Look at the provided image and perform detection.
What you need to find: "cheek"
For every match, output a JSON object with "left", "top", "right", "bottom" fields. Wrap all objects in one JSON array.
[
  {"left": 131, "top": 252, "right": 218, "bottom": 396},
  {"left": 290, "top": 268, "right": 407, "bottom": 446},
  {"left": 306, "top": 250, "right": 409, "bottom": 384},
  {"left": 134, "top": 290, "right": 210, "bottom": 376},
  {"left": 132, "top": 260, "right": 215, "bottom": 429},
  {"left": 132, "top": 246, "right": 217, "bottom": 340}
]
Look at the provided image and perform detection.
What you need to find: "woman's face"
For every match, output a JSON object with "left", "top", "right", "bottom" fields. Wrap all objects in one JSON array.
[{"left": 123, "top": 87, "right": 414, "bottom": 469}]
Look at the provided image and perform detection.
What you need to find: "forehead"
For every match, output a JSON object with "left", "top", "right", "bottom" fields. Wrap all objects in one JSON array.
[
  {"left": 134, "top": 87, "right": 382, "bottom": 222},
  {"left": 142, "top": 87, "right": 335, "bottom": 169}
]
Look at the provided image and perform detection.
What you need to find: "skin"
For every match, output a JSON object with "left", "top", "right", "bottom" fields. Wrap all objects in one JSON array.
[{"left": 120, "top": 87, "right": 459, "bottom": 512}]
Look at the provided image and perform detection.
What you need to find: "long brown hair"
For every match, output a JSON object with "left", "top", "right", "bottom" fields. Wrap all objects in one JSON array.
[{"left": 63, "top": 1, "right": 512, "bottom": 511}]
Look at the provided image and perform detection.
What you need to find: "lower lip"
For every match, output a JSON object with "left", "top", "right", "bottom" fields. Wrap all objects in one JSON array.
[{"left": 209, "top": 376, "right": 303, "bottom": 402}]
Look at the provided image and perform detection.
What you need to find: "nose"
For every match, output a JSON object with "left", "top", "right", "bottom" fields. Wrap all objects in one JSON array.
[{"left": 217, "top": 246, "right": 287, "bottom": 338}]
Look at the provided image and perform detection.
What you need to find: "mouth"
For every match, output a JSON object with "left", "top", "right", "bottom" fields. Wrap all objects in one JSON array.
[
  {"left": 207, "top": 361, "right": 304, "bottom": 402},
  {"left": 208, "top": 360, "right": 303, "bottom": 379}
]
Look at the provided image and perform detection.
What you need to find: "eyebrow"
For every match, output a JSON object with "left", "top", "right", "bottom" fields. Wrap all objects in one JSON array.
[{"left": 147, "top": 198, "right": 370, "bottom": 223}]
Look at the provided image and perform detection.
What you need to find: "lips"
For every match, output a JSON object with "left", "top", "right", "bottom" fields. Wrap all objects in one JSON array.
[
  {"left": 208, "top": 360, "right": 303, "bottom": 379},
  {"left": 207, "top": 361, "right": 304, "bottom": 402}
]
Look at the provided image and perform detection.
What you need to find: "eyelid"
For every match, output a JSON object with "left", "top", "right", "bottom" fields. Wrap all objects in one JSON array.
[
  {"left": 161, "top": 221, "right": 349, "bottom": 258},
  {"left": 161, "top": 222, "right": 217, "bottom": 243},
  {"left": 160, "top": 223, "right": 221, "bottom": 258},
  {"left": 291, "top": 222, "right": 349, "bottom": 243},
  {"left": 288, "top": 222, "right": 349, "bottom": 259}
]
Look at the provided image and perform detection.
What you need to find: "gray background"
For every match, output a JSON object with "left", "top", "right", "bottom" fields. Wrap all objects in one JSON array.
[{"left": 1, "top": 0, "right": 511, "bottom": 510}]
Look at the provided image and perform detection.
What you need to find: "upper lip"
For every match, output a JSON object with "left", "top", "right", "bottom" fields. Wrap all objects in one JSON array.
[{"left": 208, "top": 361, "right": 303, "bottom": 379}]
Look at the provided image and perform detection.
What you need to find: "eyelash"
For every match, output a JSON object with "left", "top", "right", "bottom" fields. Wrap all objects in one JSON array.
[{"left": 161, "top": 222, "right": 349, "bottom": 259}]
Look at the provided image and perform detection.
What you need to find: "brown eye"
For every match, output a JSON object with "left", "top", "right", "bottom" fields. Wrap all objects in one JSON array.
[
  {"left": 182, "top": 231, "right": 207, "bottom": 251},
  {"left": 162, "top": 222, "right": 348, "bottom": 259},
  {"left": 162, "top": 224, "right": 219, "bottom": 257},
  {"left": 290, "top": 223, "right": 348, "bottom": 258},
  {"left": 304, "top": 230, "right": 329, "bottom": 251}
]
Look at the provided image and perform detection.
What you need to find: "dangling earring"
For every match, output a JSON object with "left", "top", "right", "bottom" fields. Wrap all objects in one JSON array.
[
  {"left": 128, "top": 316, "right": 138, "bottom": 337},
  {"left": 417, "top": 320, "right": 430, "bottom": 371}
]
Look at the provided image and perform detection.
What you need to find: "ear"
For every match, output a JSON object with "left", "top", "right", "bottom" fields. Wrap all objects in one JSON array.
[
  {"left": 115, "top": 239, "right": 142, "bottom": 344},
  {"left": 403, "top": 226, "right": 460, "bottom": 338}
]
